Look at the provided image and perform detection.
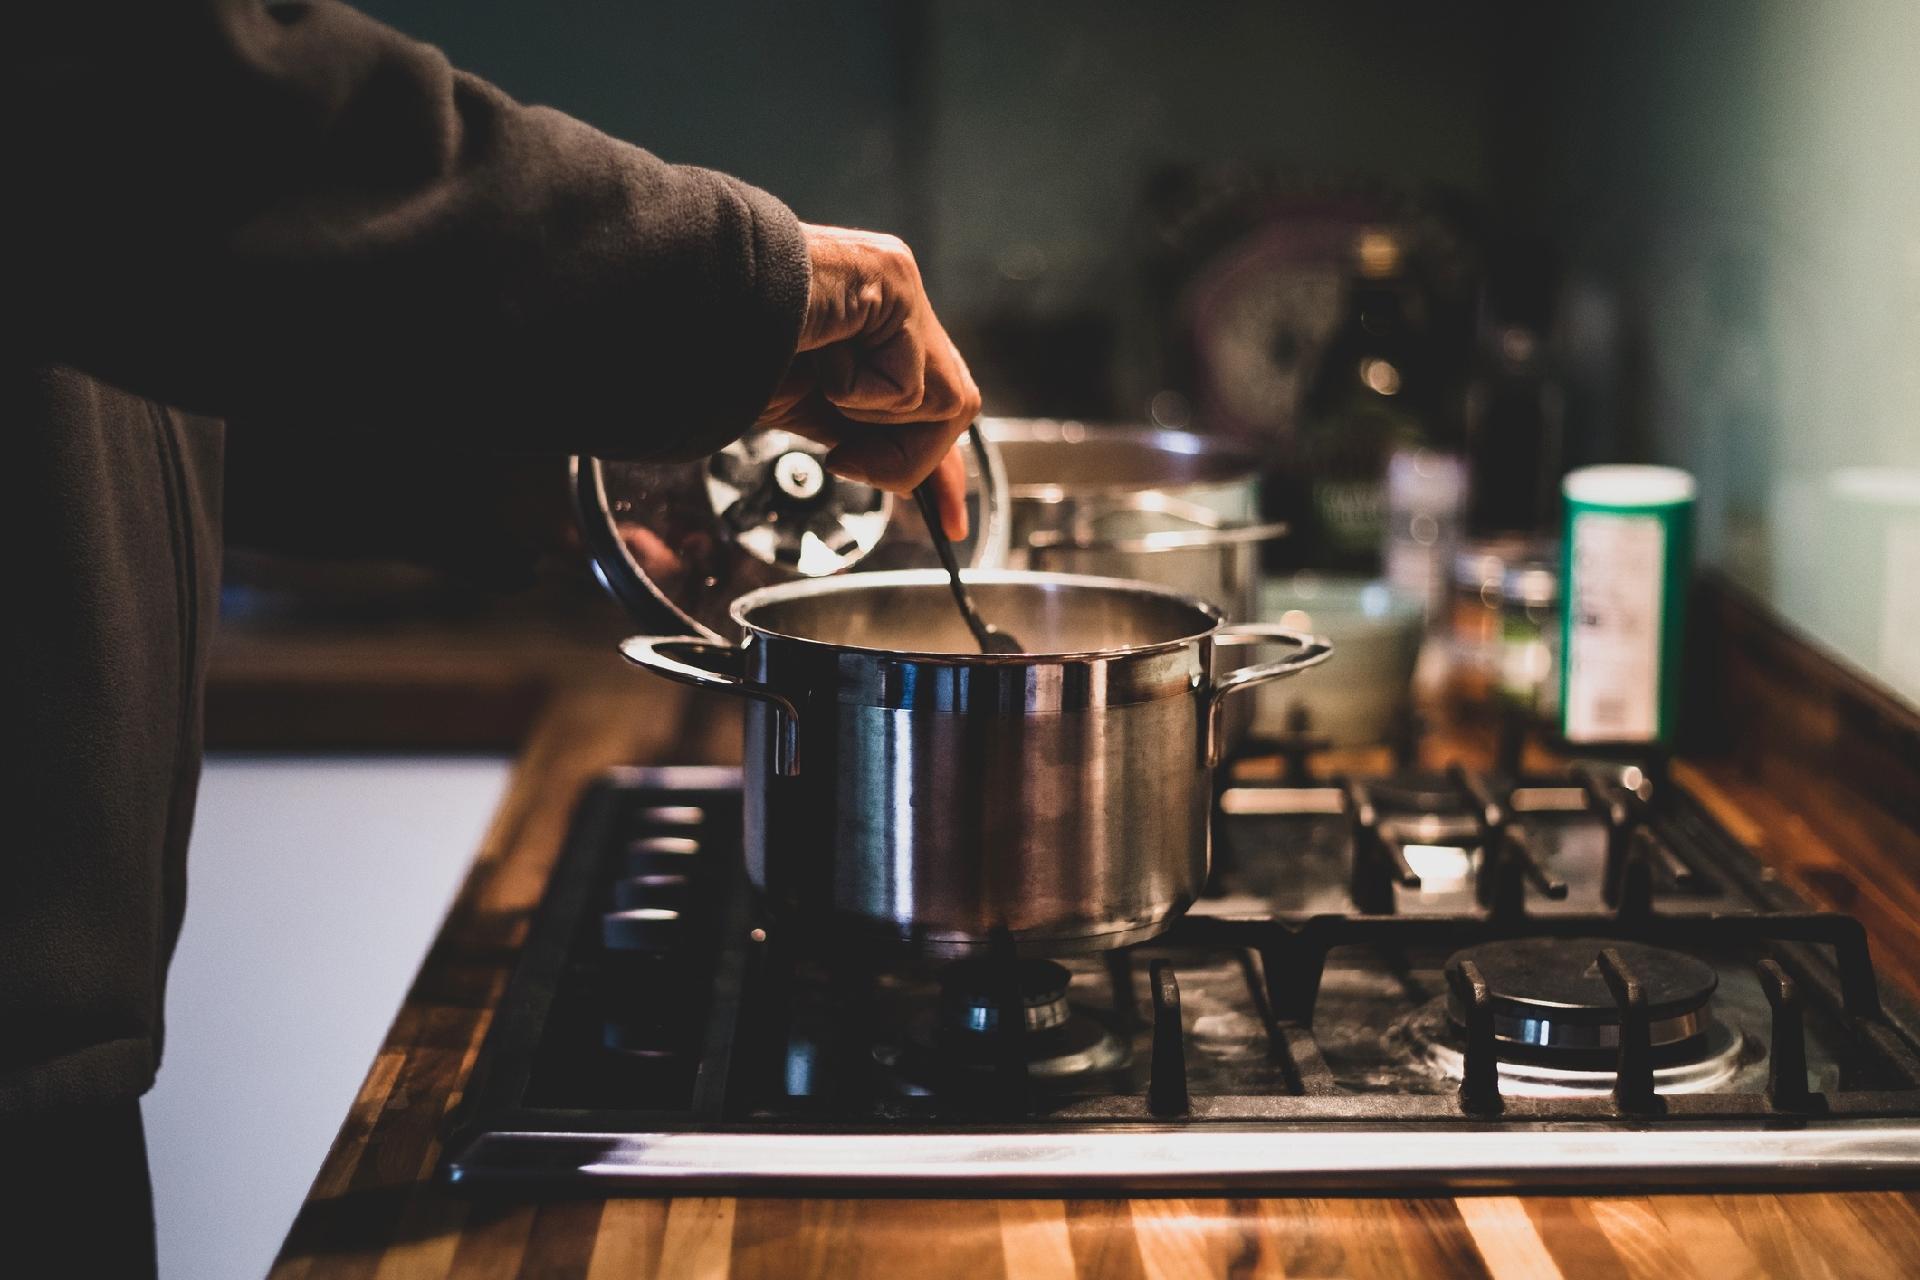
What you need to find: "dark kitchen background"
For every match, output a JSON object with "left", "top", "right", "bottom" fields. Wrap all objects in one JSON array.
[
  {"left": 252, "top": 0, "right": 1912, "bottom": 707},
  {"left": 162, "top": 5, "right": 1920, "bottom": 1276}
]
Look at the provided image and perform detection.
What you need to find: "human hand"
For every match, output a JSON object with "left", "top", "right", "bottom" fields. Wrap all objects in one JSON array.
[{"left": 756, "top": 224, "right": 980, "bottom": 539}]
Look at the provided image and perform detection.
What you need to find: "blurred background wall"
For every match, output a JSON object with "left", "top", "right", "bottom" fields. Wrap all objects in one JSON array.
[
  {"left": 150, "top": 756, "right": 509, "bottom": 1280},
  {"left": 350, "top": 0, "right": 1512, "bottom": 411},
  {"left": 167, "top": 5, "right": 1920, "bottom": 1273},
  {"left": 337, "top": 0, "right": 1917, "bottom": 699},
  {"left": 1534, "top": 0, "right": 1920, "bottom": 703}
]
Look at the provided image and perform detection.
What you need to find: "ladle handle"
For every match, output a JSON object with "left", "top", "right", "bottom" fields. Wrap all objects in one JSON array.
[
  {"left": 619, "top": 636, "right": 801, "bottom": 776},
  {"left": 1207, "top": 625, "right": 1334, "bottom": 767},
  {"left": 915, "top": 477, "right": 998, "bottom": 654}
]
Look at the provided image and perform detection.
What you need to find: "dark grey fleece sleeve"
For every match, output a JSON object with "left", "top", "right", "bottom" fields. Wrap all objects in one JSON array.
[{"left": 4, "top": 0, "right": 809, "bottom": 461}]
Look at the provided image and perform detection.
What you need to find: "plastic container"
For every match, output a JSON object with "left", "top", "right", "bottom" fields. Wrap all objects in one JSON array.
[
  {"left": 1498, "top": 561, "right": 1559, "bottom": 717},
  {"left": 1448, "top": 535, "right": 1549, "bottom": 704},
  {"left": 1557, "top": 465, "right": 1696, "bottom": 744}
]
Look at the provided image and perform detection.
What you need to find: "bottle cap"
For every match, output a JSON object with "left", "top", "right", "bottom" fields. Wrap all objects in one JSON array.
[{"left": 1562, "top": 465, "right": 1697, "bottom": 508}]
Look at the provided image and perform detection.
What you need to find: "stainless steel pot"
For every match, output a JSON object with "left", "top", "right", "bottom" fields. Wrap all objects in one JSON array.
[
  {"left": 620, "top": 569, "right": 1329, "bottom": 957},
  {"left": 983, "top": 418, "right": 1266, "bottom": 518},
  {"left": 982, "top": 418, "right": 1287, "bottom": 623},
  {"left": 1020, "top": 495, "right": 1283, "bottom": 630}
]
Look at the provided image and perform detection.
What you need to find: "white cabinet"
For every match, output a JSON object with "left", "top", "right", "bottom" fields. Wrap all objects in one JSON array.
[{"left": 146, "top": 755, "right": 510, "bottom": 1280}]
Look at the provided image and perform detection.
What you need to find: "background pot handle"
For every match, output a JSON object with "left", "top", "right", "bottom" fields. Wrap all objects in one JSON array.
[
  {"left": 619, "top": 636, "right": 801, "bottom": 776},
  {"left": 1207, "top": 625, "right": 1333, "bottom": 767},
  {"left": 1027, "top": 519, "right": 1291, "bottom": 555}
]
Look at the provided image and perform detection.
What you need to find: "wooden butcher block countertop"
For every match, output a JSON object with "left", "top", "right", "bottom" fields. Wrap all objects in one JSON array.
[{"left": 221, "top": 585, "right": 1920, "bottom": 1279}]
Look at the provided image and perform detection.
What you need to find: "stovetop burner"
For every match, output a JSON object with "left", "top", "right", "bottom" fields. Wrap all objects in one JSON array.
[
  {"left": 446, "top": 762, "right": 1920, "bottom": 1192},
  {"left": 940, "top": 958, "right": 1073, "bottom": 1035},
  {"left": 1445, "top": 937, "right": 1718, "bottom": 1061},
  {"left": 1402, "top": 1001, "right": 1752, "bottom": 1098},
  {"left": 1387, "top": 937, "right": 1750, "bottom": 1097},
  {"left": 875, "top": 958, "right": 1130, "bottom": 1088}
]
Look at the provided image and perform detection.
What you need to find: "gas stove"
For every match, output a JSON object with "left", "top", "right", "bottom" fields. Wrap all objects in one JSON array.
[{"left": 445, "top": 749, "right": 1920, "bottom": 1191}]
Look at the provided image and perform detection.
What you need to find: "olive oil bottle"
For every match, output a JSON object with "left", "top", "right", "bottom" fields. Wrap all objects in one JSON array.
[{"left": 1291, "top": 229, "right": 1434, "bottom": 573}]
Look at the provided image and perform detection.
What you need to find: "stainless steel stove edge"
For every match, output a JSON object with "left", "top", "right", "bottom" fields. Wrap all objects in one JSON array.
[{"left": 445, "top": 1122, "right": 1920, "bottom": 1191}]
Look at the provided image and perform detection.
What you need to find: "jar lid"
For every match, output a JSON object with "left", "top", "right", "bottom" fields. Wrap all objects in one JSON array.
[
  {"left": 1562, "top": 464, "right": 1697, "bottom": 507},
  {"left": 572, "top": 426, "right": 1009, "bottom": 640}
]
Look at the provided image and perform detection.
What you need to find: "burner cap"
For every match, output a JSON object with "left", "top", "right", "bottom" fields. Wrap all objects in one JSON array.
[
  {"left": 940, "top": 959, "right": 1072, "bottom": 1035},
  {"left": 1445, "top": 938, "right": 1716, "bottom": 1056},
  {"left": 877, "top": 959, "right": 1128, "bottom": 1089}
]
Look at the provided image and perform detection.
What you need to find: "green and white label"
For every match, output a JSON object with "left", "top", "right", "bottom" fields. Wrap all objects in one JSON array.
[{"left": 1564, "top": 511, "right": 1666, "bottom": 742}]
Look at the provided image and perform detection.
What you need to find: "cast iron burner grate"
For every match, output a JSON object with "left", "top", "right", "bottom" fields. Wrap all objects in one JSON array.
[{"left": 443, "top": 761, "right": 1920, "bottom": 1191}]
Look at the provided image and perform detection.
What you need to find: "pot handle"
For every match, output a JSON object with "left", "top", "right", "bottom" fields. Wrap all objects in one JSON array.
[
  {"left": 1207, "top": 625, "right": 1333, "bottom": 767},
  {"left": 619, "top": 636, "right": 801, "bottom": 776}
]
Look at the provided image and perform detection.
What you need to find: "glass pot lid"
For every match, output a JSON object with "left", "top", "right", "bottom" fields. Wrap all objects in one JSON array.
[{"left": 572, "top": 425, "right": 1009, "bottom": 640}]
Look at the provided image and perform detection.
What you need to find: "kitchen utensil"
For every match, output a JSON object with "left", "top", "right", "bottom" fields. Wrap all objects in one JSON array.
[
  {"left": 982, "top": 418, "right": 1287, "bottom": 623},
  {"left": 1020, "top": 497, "right": 1285, "bottom": 627},
  {"left": 912, "top": 480, "right": 1023, "bottom": 654},
  {"left": 620, "top": 569, "right": 1329, "bottom": 957},
  {"left": 1559, "top": 465, "right": 1696, "bottom": 745},
  {"left": 984, "top": 416, "right": 1265, "bottom": 518},
  {"left": 571, "top": 425, "right": 1010, "bottom": 638}
]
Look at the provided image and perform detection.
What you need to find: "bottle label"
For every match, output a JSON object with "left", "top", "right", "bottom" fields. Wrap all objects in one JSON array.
[
  {"left": 1385, "top": 538, "right": 1442, "bottom": 614},
  {"left": 1564, "top": 511, "right": 1665, "bottom": 741},
  {"left": 1312, "top": 477, "right": 1387, "bottom": 556},
  {"left": 1500, "top": 620, "right": 1558, "bottom": 714}
]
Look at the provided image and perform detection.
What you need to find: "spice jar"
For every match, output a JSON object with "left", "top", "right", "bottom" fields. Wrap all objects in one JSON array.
[
  {"left": 1498, "top": 561, "right": 1560, "bottom": 716},
  {"left": 1449, "top": 535, "right": 1536, "bottom": 703}
]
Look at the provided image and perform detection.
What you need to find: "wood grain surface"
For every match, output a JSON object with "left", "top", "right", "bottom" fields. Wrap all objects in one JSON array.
[{"left": 252, "top": 623, "right": 1920, "bottom": 1279}]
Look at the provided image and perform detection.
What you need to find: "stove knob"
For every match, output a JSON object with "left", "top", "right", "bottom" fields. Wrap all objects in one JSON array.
[
  {"left": 636, "top": 805, "right": 705, "bottom": 829},
  {"left": 601, "top": 906, "right": 682, "bottom": 953},
  {"left": 614, "top": 873, "right": 691, "bottom": 911},
  {"left": 625, "top": 835, "right": 699, "bottom": 877}
]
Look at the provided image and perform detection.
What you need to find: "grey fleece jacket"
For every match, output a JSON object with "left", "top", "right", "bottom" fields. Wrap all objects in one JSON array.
[{"left": 1, "top": 0, "right": 809, "bottom": 1113}]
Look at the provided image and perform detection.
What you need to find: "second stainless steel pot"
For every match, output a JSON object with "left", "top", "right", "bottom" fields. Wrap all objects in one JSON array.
[
  {"left": 621, "top": 569, "right": 1329, "bottom": 957},
  {"left": 982, "top": 418, "right": 1287, "bottom": 622}
]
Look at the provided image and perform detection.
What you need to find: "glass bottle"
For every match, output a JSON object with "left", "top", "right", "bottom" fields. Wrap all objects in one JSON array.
[{"left": 1292, "top": 229, "right": 1434, "bottom": 573}]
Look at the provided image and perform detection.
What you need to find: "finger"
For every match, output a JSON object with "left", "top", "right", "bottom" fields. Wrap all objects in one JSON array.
[
  {"left": 812, "top": 327, "right": 927, "bottom": 414},
  {"left": 761, "top": 387, "right": 859, "bottom": 450},
  {"left": 827, "top": 374, "right": 973, "bottom": 425},
  {"left": 822, "top": 417, "right": 968, "bottom": 494},
  {"left": 944, "top": 334, "right": 982, "bottom": 422},
  {"left": 826, "top": 336, "right": 976, "bottom": 427},
  {"left": 769, "top": 388, "right": 960, "bottom": 495},
  {"left": 773, "top": 407, "right": 968, "bottom": 538},
  {"left": 926, "top": 340, "right": 981, "bottom": 542},
  {"left": 933, "top": 440, "right": 969, "bottom": 541},
  {"left": 752, "top": 367, "right": 818, "bottom": 429}
]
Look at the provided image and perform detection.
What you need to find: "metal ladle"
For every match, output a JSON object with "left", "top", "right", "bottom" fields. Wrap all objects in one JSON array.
[{"left": 914, "top": 425, "right": 1023, "bottom": 655}]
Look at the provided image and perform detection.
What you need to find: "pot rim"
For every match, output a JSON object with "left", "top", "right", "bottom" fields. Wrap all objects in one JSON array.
[{"left": 726, "top": 567, "right": 1226, "bottom": 665}]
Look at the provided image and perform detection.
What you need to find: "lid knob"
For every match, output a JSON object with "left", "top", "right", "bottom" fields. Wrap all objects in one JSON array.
[{"left": 773, "top": 450, "right": 826, "bottom": 501}]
